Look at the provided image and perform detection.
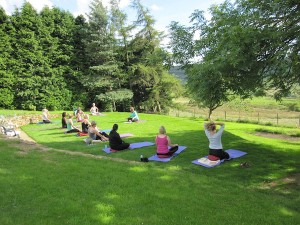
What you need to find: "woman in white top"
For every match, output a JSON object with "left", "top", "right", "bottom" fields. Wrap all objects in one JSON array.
[
  {"left": 204, "top": 121, "right": 229, "bottom": 160},
  {"left": 90, "top": 103, "right": 100, "bottom": 115},
  {"left": 42, "top": 108, "right": 51, "bottom": 123}
]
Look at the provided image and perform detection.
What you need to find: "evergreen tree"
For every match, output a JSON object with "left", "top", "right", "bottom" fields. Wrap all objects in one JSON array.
[
  {"left": 84, "top": 0, "right": 132, "bottom": 111},
  {"left": 10, "top": 3, "right": 72, "bottom": 110},
  {"left": 0, "top": 7, "right": 15, "bottom": 108},
  {"left": 126, "top": 0, "right": 181, "bottom": 112}
]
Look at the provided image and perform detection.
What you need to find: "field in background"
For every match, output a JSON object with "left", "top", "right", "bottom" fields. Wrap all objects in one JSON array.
[{"left": 171, "top": 96, "right": 300, "bottom": 127}]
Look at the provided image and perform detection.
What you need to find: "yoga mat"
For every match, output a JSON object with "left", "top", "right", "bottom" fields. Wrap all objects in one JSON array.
[
  {"left": 101, "top": 129, "right": 111, "bottom": 133},
  {"left": 120, "top": 133, "right": 134, "bottom": 138},
  {"left": 102, "top": 141, "right": 155, "bottom": 154},
  {"left": 148, "top": 146, "right": 187, "bottom": 162},
  {"left": 123, "top": 120, "right": 146, "bottom": 124},
  {"left": 226, "top": 149, "right": 247, "bottom": 158},
  {"left": 192, "top": 149, "right": 247, "bottom": 168}
]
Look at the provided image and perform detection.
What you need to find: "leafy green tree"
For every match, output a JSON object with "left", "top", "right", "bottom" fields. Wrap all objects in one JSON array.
[
  {"left": 169, "top": 0, "right": 300, "bottom": 117},
  {"left": 0, "top": 7, "right": 15, "bottom": 109}
]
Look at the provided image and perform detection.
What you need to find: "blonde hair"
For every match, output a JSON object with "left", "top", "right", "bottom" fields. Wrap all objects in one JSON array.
[
  {"left": 84, "top": 114, "right": 89, "bottom": 119},
  {"left": 159, "top": 126, "right": 166, "bottom": 134}
]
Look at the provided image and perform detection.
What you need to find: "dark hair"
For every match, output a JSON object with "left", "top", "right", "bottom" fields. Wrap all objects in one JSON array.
[
  {"left": 62, "top": 112, "right": 66, "bottom": 117},
  {"left": 112, "top": 124, "right": 118, "bottom": 131}
]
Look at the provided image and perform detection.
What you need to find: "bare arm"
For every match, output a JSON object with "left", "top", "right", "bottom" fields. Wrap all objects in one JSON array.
[{"left": 167, "top": 136, "right": 178, "bottom": 147}]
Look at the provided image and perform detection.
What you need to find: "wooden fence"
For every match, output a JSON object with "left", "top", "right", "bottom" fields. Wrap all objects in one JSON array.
[{"left": 168, "top": 109, "right": 300, "bottom": 128}]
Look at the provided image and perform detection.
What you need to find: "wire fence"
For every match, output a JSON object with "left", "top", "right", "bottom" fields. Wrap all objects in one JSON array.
[{"left": 168, "top": 109, "right": 300, "bottom": 128}]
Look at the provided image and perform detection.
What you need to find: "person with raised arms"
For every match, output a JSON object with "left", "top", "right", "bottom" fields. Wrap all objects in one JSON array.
[{"left": 204, "top": 121, "right": 229, "bottom": 160}]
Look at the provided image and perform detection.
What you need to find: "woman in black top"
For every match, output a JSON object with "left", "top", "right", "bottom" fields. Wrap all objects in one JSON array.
[{"left": 109, "top": 124, "right": 130, "bottom": 151}]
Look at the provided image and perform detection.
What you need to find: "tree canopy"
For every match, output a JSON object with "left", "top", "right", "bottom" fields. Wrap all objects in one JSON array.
[
  {"left": 0, "top": 0, "right": 182, "bottom": 112},
  {"left": 169, "top": 0, "right": 300, "bottom": 117}
]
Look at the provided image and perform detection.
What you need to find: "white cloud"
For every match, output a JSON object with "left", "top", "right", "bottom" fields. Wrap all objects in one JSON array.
[
  {"left": 150, "top": 4, "right": 162, "bottom": 11},
  {"left": 0, "top": 0, "right": 53, "bottom": 14},
  {"left": 74, "top": 0, "right": 91, "bottom": 17}
]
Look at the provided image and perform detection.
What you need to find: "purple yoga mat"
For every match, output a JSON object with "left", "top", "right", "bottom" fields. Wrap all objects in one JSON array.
[
  {"left": 148, "top": 146, "right": 187, "bottom": 162},
  {"left": 120, "top": 133, "right": 134, "bottom": 138},
  {"left": 102, "top": 141, "right": 155, "bottom": 154},
  {"left": 192, "top": 149, "right": 247, "bottom": 168}
]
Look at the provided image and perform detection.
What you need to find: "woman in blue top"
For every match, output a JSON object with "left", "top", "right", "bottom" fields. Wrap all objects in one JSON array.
[
  {"left": 204, "top": 121, "right": 229, "bottom": 160},
  {"left": 127, "top": 107, "right": 139, "bottom": 122}
]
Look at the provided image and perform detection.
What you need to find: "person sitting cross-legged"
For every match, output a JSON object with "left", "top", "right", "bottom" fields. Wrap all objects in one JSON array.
[
  {"left": 127, "top": 106, "right": 139, "bottom": 122},
  {"left": 109, "top": 124, "right": 130, "bottom": 151},
  {"left": 155, "top": 126, "right": 178, "bottom": 158}
]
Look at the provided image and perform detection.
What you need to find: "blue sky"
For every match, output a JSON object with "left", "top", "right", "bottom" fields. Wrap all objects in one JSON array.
[
  {"left": 0, "top": 0, "right": 226, "bottom": 27},
  {"left": 0, "top": 0, "right": 226, "bottom": 45}
]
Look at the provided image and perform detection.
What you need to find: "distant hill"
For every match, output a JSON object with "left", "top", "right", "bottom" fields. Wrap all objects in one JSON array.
[{"left": 169, "top": 66, "right": 186, "bottom": 83}]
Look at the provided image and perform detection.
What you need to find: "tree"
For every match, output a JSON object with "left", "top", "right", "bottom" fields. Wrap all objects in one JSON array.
[
  {"left": 0, "top": 7, "right": 15, "bottom": 108},
  {"left": 84, "top": 0, "right": 131, "bottom": 110},
  {"left": 169, "top": 0, "right": 300, "bottom": 117},
  {"left": 125, "top": 0, "right": 182, "bottom": 112},
  {"left": 10, "top": 3, "right": 72, "bottom": 110}
]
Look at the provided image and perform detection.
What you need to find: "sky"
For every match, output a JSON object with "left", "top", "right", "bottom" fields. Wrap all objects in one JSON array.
[{"left": 0, "top": 0, "right": 227, "bottom": 45}]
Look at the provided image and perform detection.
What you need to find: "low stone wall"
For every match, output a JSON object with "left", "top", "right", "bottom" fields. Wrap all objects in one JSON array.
[{"left": 0, "top": 114, "right": 60, "bottom": 128}]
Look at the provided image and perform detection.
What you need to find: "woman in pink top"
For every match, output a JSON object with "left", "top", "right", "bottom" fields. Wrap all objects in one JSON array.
[{"left": 155, "top": 126, "right": 178, "bottom": 158}]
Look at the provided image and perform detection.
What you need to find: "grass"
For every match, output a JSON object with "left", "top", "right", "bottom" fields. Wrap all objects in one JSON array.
[
  {"left": 172, "top": 96, "right": 300, "bottom": 127},
  {"left": 1, "top": 112, "right": 300, "bottom": 225}
]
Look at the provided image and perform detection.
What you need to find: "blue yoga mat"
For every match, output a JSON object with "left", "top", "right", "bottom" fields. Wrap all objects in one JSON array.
[
  {"left": 148, "top": 146, "right": 187, "bottom": 162},
  {"left": 102, "top": 141, "right": 155, "bottom": 154},
  {"left": 101, "top": 129, "right": 111, "bottom": 133},
  {"left": 192, "top": 149, "right": 247, "bottom": 168}
]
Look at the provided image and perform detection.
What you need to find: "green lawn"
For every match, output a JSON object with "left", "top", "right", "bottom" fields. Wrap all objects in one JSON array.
[{"left": 1, "top": 112, "right": 299, "bottom": 225}]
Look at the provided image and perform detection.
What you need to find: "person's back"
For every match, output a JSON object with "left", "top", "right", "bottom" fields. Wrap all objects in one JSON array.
[
  {"left": 204, "top": 123, "right": 224, "bottom": 149},
  {"left": 109, "top": 129, "right": 122, "bottom": 149},
  {"left": 109, "top": 124, "right": 130, "bottom": 151},
  {"left": 156, "top": 134, "right": 169, "bottom": 154}
]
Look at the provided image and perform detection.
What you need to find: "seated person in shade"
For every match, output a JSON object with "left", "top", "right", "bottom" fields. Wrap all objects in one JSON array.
[
  {"left": 127, "top": 107, "right": 139, "bottom": 122},
  {"left": 90, "top": 103, "right": 101, "bottom": 115},
  {"left": 88, "top": 121, "right": 109, "bottom": 141},
  {"left": 62, "top": 112, "right": 67, "bottom": 128},
  {"left": 109, "top": 124, "right": 130, "bottom": 151},
  {"left": 204, "top": 121, "right": 229, "bottom": 160},
  {"left": 42, "top": 108, "right": 51, "bottom": 123},
  {"left": 81, "top": 114, "right": 91, "bottom": 134},
  {"left": 76, "top": 107, "right": 84, "bottom": 122},
  {"left": 65, "top": 115, "right": 80, "bottom": 133},
  {"left": 155, "top": 126, "right": 178, "bottom": 158}
]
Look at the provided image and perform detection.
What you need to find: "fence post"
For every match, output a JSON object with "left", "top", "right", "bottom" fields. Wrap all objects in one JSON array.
[{"left": 277, "top": 113, "right": 279, "bottom": 125}]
